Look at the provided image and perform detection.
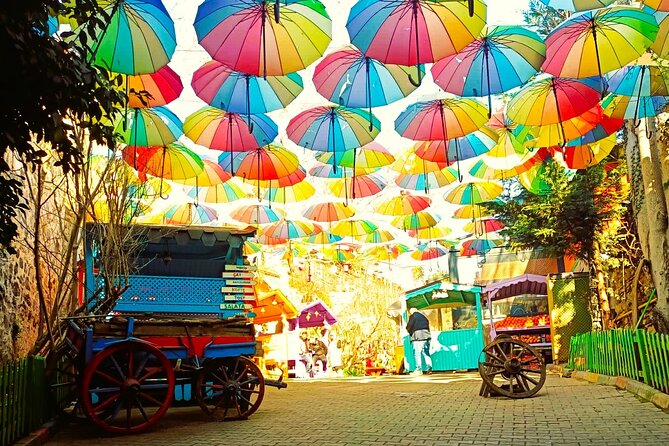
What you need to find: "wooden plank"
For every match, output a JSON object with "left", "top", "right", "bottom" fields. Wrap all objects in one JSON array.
[
  {"left": 224, "top": 279, "right": 256, "bottom": 286},
  {"left": 224, "top": 264, "right": 257, "bottom": 272},
  {"left": 221, "top": 272, "right": 255, "bottom": 279},
  {"left": 93, "top": 318, "right": 254, "bottom": 337},
  {"left": 220, "top": 286, "right": 254, "bottom": 294}
]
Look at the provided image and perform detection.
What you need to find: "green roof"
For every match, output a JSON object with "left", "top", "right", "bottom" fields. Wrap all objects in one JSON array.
[{"left": 405, "top": 281, "right": 482, "bottom": 310}]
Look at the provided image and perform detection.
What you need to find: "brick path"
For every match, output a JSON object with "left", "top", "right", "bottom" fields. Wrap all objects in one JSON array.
[{"left": 48, "top": 373, "right": 669, "bottom": 446}]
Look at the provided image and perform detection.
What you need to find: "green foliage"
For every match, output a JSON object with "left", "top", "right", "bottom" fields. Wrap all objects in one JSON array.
[
  {"left": 486, "top": 159, "right": 627, "bottom": 262},
  {"left": 0, "top": 1, "right": 124, "bottom": 253},
  {"left": 522, "top": 0, "right": 570, "bottom": 37}
]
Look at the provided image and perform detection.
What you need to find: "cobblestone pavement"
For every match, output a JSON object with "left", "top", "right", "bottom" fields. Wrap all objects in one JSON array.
[{"left": 48, "top": 373, "right": 669, "bottom": 446}]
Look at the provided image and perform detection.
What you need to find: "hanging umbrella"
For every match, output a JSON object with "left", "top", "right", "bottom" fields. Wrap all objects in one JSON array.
[
  {"left": 412, "top": 127, "right": 498, "bottom": 164},
  {"left": 391, "top": 211, "right": 440, "bottom": 231},
  {"left": 607, "top": 64, "right": 669, "bottom": 97},
  {"left": 364, "top": 244, "right": 410, "bottom": 261},
  {"left": 346, "top": 0, "right": 486, "bottom": 85},
  {"left": 262, "top": 219, "right": 322, "bottom": 240},
  {"left": 330, "top": 219, "right": 378, "bottom": 238},
  {"left": 124, "top": 65, "right": 183, "bottom": 108},
  {"left": 287, "top": 105, "right": 380, "bottom": 172},
  {"left": 486, "top": 111, "right": 530, "bottom": 157},
  {"left": 602, "top": 94, "right": 669, "bottom": 120},
  {"left": 497, "top": 148, "right": 553, "bottom": 179},
  {"left": 322, "top": 246, "right": 355, "bottom": 262},
  {"left": 164, "top": 203, "right": 218, "bottom": 226},
  {"left": 303, "top": 231, "right": 343, "bottom": 245},
  {"left": 192, "top": 60, "right": 303, "bottom": 117},
  {"left": 538, "top": 0, "right": 615, "bottom": 11},
  {"left": 391, "top": 150, "right": 449, "bottom": 175},
  {"left": 136, "top": 142, "right": 204, "bottom": 197},
  {"left": 395, "top": 167, "right": 459, "bottom": 192},
  {"left": 231, "top": 203, "right": 285, "bottom": 225},
  {"left": 309, "top": 163, "right": 378, "bottom": 179},
  {"left": 244, "top": 240, "right": 263, "bottom": 256},
  {"left": 313, "top": 46, "right": 422, "bottom": 128},
  {"left": 410, "top": 243, "right": 449, "bottom": 261},
  {"left": 645, "top": 0, "right": 669, "bottom": 11},
  {"left": 408, "top": 225, "right": 452, "bottom": 240},
  {"left": 563, "top": 113, "right": 623, "bottom": 146},
  {"left": 444, "top": 181, "right": 504, "bottom": 205},
  {"left": 173, "top": 159, "right": 231, "bottom": 187},
  {"left": 187, "top": 178, "right": 251, "bottom": 204},
  {"left": 315, "top": 142, "right": 395, "bottom": 170},
  {"left": 651, "top": 12, "right": 669, "bottom": 57},
  {"left": 76, "top": 0, "right": 177, "bottom": 74},
  {"left": 183, "top": 106, "right": 278, "bottom": 155},
  {"left": 263, "top": 180, "right": 316, "bottom": 204},
  {"left": 463, "top": 218, "right": 505, "bottom": 236},
  {"left": 468, "top": 160, "right": 510, "bottom": 181},
  {"left": 461, "top": 238, "right": 503, "bottom": 254},
  {"left": 328, "top": 174, "right": 386, "bottom": 201},
  {"left": 559, "top": 134, "right": 617, "bottom": 169},
  {"left": 375, "top": 192, "right": 431, "bottom": 216},
  {"left": 117, "top": 106, "right": 183, "bottom": 148},
  {"left": 432, "top": 25, "right": 545, "bottom": 114},
  {"left": 519, "top": 161, "right": 563, "bottom": 195},
  {"left": 251, "top": 165, "right": 307, "bottom": 189},
  {"left": 507, "top": 76, "right": 602, "bottom": 146},
  {"left": 391, "top": 151, "right": 451, "bottom": 191},
  {"left": 453, "top": 204, "right": 493, "bottom": 220},
  {"left": 194, "top": 0, "right": 332, "bottom": 78},
  {"left": 254, "top": 233, "right": 288, "bottom": 246},
  {"left": 302, "top": 202, "right": 355, "bottom": 223},
  {"left": 542, "top": 6, "right": 658, "bottom": 82},
  {"left": 357, "top": 229, "right": 396, "bottom": 244},
  {"left": 521, "top": 104, "right": 603, "bottom": 149}
]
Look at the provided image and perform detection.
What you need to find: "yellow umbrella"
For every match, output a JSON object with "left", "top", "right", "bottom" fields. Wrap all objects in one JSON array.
[
  {"left": 408, "top": 225, "right": 452, "bottom": 240},
  {"left": 263, "top": 180, "right": 316, "bottom": 204},
  {"left": 391, "top": 211, "right": 441, "bottom": 231},
  {"left": 374, "top": 192, "right": 431, "bottom": 216},
  {"left": 330, "top": 219, "right": 378, "bottom": 237}
]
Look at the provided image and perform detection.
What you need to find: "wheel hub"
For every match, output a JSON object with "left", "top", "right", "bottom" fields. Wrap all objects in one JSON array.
[
  {"left": 504, "top": 357, "right": 521, "bottom": 375},
  {"left": 122, "top": 378, "right": 141, "bottom": 396}
]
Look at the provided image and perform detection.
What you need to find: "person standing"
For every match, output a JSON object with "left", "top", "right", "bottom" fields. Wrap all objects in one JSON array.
[{"left": 406, "top": 308, "right": 432, "bottom": 376}]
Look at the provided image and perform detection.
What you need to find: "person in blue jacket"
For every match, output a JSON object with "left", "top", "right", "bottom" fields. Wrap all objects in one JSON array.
[{"left": 406, "top": 308, "right": 432, "bottom": 375}]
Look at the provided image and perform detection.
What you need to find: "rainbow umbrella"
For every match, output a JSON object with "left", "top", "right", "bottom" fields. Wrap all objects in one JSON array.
[
  {"left": 192, "top": 60, "right": 303, "bottom": 117},
  {"left": 444, "top": 181, "right": 503, "bottom": 205},
  {"left": 408, "top": 225, "right": 452, "bottom": 240},
  {"left": 263, "top": 180, "right": 316, "bottom": 204},
  {"left": 164, "top": 203, "right": 218, "bottom": 226},
  {"left": 174, "top": 159, "right": 231, "bottom": 187},
  {"left": 391, "top": 211, "right": 440, "bottom": 231},
  {"left": 309, "top": 163, "right": 378, "bottom": 179},
  {"left": 538, "top": 0, "right": 615, "bottom": 11},
  {"left": 302, "top": 202, "right": 355, "bottom": 223},
  {"left": 542, "top": 6, "right": 658, "bottom": 81},
  {"left": 262, "top": 219, "right": 322, "bottom": 240},
  {"left": 519, "top": 161, "right": 560, "bottom": 195},
  {"left": 346, "top": 0, "right": 486, "bottom": 85},
  {"left": 322, "top": 246, "right": 355, "bottom": 262},
  {"left": 453, "top": 204, "right": 493, "bottom": 220},
  {"left": 183, "top": 106, "right": 278, "bottom": 156},
  {"left": 412, "top": 127, "right": 498, "bottom": 164},
  {"left": 651, "top": 12, "right": 669, "bottom": 57},
  {"left": 432, "top": 25, "right": 545, "bottom": 114},
  {"left": 117, "top": 106, "right": 183, "bottom": 148},
  {"left": 194, "top": 0, "right": 332, "bottom": 77},
  {"left": 125, "top": 65, "right": 183, "bottom": 108},
  {"left": 218, "top": 144, "right": 300, "bottom": 185},
  {"left": 391, "top": 151, "right": 449, "bottom": 175},
  {"left": 137, "top": 143, "right": 204, "bottom": 196},
  {"left": 313, "top": 46, "right": 422, "bottom": 128},
  {"left": 375, "top": 192, "right": 431, "bottom": 216},
  {"left": 304, "top": 231, "right": 343, "bottom": 245},
  {"left": 254, "top": 233, "right": 288, "bottom": 246},
  {"left": 251, "top": 165, "right": 307, "bottom": 189},
  {"left": 244, "top": 240, "right": 263, "bottom": 255},
  {"left": 358, "top": 229, "right": 396, "bottom": 244},
  {"left": 464, "top": 218, "right": 505, "bottom": 236},
  {"left": 564, "top": 113, "right": 623, "bottom": 146},
  {"left": 559, "top": 134, "right": 617, "bottom": 169},
  {"left": 521, "top": 105, "right": 603, "bottom": 148},
  {"left": 231, "top": 203, "right": 285, "bottom": 225},
  {"left": 497, "top": 148, "right": 553, "bottom": 179},
  {"left": 187, "top": 178, "right": 251, "bottom": 204},
  {"left": 645, "top": 0, "right": 669, "bottom": 11},
  {"left": 602, "top": 94, "right": 669, "bottom": 120},
  {"left": 461, "top": 238, "right": 503, "bottom": 254},
  {"left": 287, "top": 106, "right": 380, "bottom": 171},
  {"left": 328, "top": 174, "right": 386, "bottom": 201},
  {"left": 77, "top": 0, "right": 176, "bottom": 74},
  {"left": 315, "top": 142, "right": 395, "bottom": 170},
  {"left": 330, "top": 219, "right": 378, "bottom": 238},
  {"left": 365, "top": 244, "right": 410, "bottom": 261},
  {"left": 486, "top": 111, "right": 531, "bottom": 156},
  {"left": 507, "top": 76, "right": 602, "bottom": 146},
  {"left": 607, "top": 64, "right": 669, "bottom": 97},
  {"left": 395, "top": 167, "right": 459, "bottom": 192},
  {"left": 410, "top": 243, "right": 449, "bottom": 261},
  {"left": 468, "top": 160, "right": 510, "bottom": 181}
]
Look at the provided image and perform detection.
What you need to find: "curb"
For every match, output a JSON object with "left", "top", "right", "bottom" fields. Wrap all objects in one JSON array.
[
  {"left": 547, "top": 364, "right": 669, "bottom": 412},
  {"left": 13, "top": 419, "right": 59, "bottom": 446}
]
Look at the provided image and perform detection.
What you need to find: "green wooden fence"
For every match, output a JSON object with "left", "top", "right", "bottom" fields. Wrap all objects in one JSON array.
[
  {"left": 569, "top": 329, "right": 669, "bottom": 394},
  {"left": 0, "top": 356, "right": 50, "bottom": 446}
]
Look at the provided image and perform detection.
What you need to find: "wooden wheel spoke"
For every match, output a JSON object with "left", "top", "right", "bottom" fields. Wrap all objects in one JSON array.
[
  {"left": 237, "top": 393, "right": 254, "bottom": 407},
  {"left": 233, "top": 364, "right": 249, "bottom": 381},
  {"left": 519, "top": 372, "right": 540, "bottom": 386},
  {"left": 127, "top": 351, "right": 134, "bottom": 380},
  {"left": 481, "top": 361, "right": 504, "bottom": 369},
  {"left": 137, "top": 391, "right": 164, "bottom": 406},
  {"left": 133, "top": 354, "right": 151, "bottom": 380},
  {"left": 517, "top": 374, "right": 530, "bottom": 392},
  {"left": 109, "top": 355, "right": 126, "bottom": 380},
  {"left": 133, "top": 396, "right": 150, "bottom": 423},
  {"left": 137, "top": 367, "right": 162, "bottom": 383},
  {"left": 238, "top": 376, "right": 259, "bottom": 387},
  {"left": 493, "top": 344, "right": 509, "bottom": 360},
  {"left": 210, "top": 370, "right": 227, "bottom": 386},
  {"left": 106, "top": 397, "right": 125, "bottom": 422},
  {"left": 92, "top": 392, "right": 120, "bottom": 413},
  {"left": 126, "top": 404, "right": 132, "bottom": 428},
  {"left": 484, "top": 369, "right": 506, "bottom": 378},
  {"left": 94, "top": 369, "right": 124, "bottom": 387},
  {"left": 484, "top": 350, "right": 506, "bottom": 365}
]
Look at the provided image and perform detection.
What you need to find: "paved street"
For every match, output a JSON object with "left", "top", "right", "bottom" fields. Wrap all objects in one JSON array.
[{"left": 48, "top": 373, "right": 669, "bottom": 446}]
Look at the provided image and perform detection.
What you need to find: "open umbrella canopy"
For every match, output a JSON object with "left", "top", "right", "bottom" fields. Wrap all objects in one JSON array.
[
  {"left": 194, "top": 0, "right": 332, "bottom": 77},
  {"left": 394, "top": 167, "right": 459, "bottom": 192},
  {"left": 192, "top": 60, "right": 303, "bottom": 114},
  {"left": 137, "top": 142, "right": 204, "bottom": 182},
  {"left": 309, "top": 163, "right": 378, "bottom": 179},
  {"left": 330, "top": 219, "right": 378, "bottom": 237},
  {"left": 538, "top": 0, "right": 615, "bottom": 11},
  {"left": 602, "top": 93, "right": 669, "bottom": 119},
  {"left": 391, "top": 150, "right": 449, "bottom": 175},
  {"left": 412, "top": 127, "right": 498, "bottom": 164},
  {"left": 124, "top": 65, "right": 183, "bottom": 108},
  {"left": 186, "top": 178, "right": 251, "bottom": 204},
  {"left": 453, "top": 204, "right": 494, "bottom": 220},
  {"left": 542, "top": 6, "right": 658, "bottom": 80},
  {"left": 315, "top": 142, "right": 395, "bottom": 169},
  {"left": 651, "top": 12, "right": 669, "bottom": 57},
  {"left": 262, "top": 219, "right": 322, "bottom": 240},
  {"left": 251, "top": 165, "right": 307, "bottom": 188},
  {"left": 410, "top": 243, "right": 449, "bottom": 261},
  {"left": 391, "top": 211, "right": 441, "bottom": 231},
  {"left": 183, "top": 106, "right": 278, "bottom": 152},
  {"left": 218, "top": 145, "right": 301, "bottom": 181},
  {"left": 302, "top": 201, "right": 355, "bottom": 222},
  {"left": 164, "top": 203, "right": 218, "bottom": 225},
  {"left": 173, "top": 159, "right": 231, "bottom": 187},
  {"left": 263, "top": 180, "right": 316, "bottom": 204},
  {"left": 117, "top": 106, "right": 183, "bottom": 147},
  {"left": 375, "top": 192, "right": 431, "bottom": 216},
  {"left": 357, "top": 229, "right": 395, "bottom": 244},
  {"left": 77, "top": 0, "right": 177, "bottom": 74},
  {"left": 521, "top": 104, "right": 603, "bottom": 148},
  {"left": 303, "top": 231, "right": 343, "bottom": 245},
  {"left": 564, "top": 113, "right": 623, "bottom": 146},
  {"left": 461, "top": 237, "right": 503, "bottom": 254},
  {"left": 231, "top": 203, "right": 285, "bottom": 225},
  {"left": 559, "top": 133, "right": 617, "bottom": 169},
  {"left": 432, "top": 25, "right": 545, "bottom": 112},
  {"left": 464, "top": 218, "right": 505, "bottom": 235},
  {"left": 364, "top": 244, "right": 410, "bottom": 261},
  {"left": 444, "top": 181, "right": 504, "bottom": 205},
  {"left": 407, "top": 225, "right": 452, "bottom": 240},
  {"left": 328, "top": 173, "right": 387, "bottom": 200},
  {"left": 645, "top": 0, "right": 669, "bottom": 11},
  {"left": 607, "top": 64, "right": 669, "bottom": 97}
]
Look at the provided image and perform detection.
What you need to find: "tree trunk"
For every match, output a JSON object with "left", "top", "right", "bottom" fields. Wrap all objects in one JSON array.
[
  {"left": 627, "top": 119, "right": 669, "bottom": 322},
  {"left": 591, "top": 240, "right": 611, "bottom": 329}
]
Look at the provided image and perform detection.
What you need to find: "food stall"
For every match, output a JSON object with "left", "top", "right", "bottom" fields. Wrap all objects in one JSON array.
[
  {"left": 287, "top": 299, "right": 338, "bottom": 377},
  {"left": 403, "top": 281, "right": 484, "bottom": 372}
]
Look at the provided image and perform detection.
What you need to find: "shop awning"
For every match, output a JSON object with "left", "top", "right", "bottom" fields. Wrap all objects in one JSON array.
[
  {"left": 405, "top": 281, "right": 483, "bottom": 310},
  {"left": 252, "top": 278, "right": 298, "bottom": 324},
  {"left": 292, "top": 299, "right": 337, "bottom": 328},
  {"left": 484, "top": 274, "right": 547, "bottom": 302}
]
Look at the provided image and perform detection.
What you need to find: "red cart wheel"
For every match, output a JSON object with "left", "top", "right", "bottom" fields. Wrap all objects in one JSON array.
[
  {"left": 194, "top": 356, "right": 265, "bottom": 421},
  {"left": 80, "top": 340, "right": 175, "bottom": 434}
]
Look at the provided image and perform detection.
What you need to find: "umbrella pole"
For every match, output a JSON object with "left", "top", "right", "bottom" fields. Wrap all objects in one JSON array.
[
  {"left": 421, "top": 157, "right": 429, "bottom": 194},
  {"left": 88, "top": 1, "right": 121, "bottom": 64},
  {"left": 246, "top": 75, "right": 254, "bottom": 132},
  {"left": 159, "top": 146, "right": 169, "bottom": 200},
  {"left": 455, "top": 139, "right": 463, "bottom": 182},
  {"left": 352, "top": 149, "right": 357, "bottom": 199},
  {"left": 484, "top": 40, "right": 493, "bottom": 118},
  {"left": 439, "top": 103, "right": 449, "bottom": 165},
  {"left": 228, "top": 113, "right": 235, "bottom": 175},
  {"left": 591, "top": 22, "right": 606, "bottom": 98},
  {"left": 633, "top": 66, "right": 646, "bottom": 127},
  {"left": 408, "top": 3, "right": 423, "bottom": 87},
  {"left": 343, "top": 167, "right": 349, "bottom": 207},
  {"left": 330, "top": 111, "right": 338, "bottom": 175},
  {"left": 551, "top": 79, "right": 567, "bottom": 147},
  {"left": 274, "top": 0, "right": 281, "bottom": 23},
  {"left": 131, "top": 109, "right": 139, "bottom": 169},
  {"left": 257, "top": 149, "right": 262, "bottom": 202},
  {"left": 365, "top": 57, "right": 374, "bottom": 132},
  {"left": 262, "top": 4, "right": 268, "bottom": 79}
]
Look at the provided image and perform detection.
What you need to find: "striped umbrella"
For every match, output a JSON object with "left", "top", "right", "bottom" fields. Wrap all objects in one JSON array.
[
  {"left": 174, "top": 159, "right": 231, "bottom": 187},
  {"left": 410, "top": 243, "right": 449, "bottom": 261},
  {"left": 412, "top": 127, "right": 498, "bottom": 164},
  {"left": 453, "top": 204, "right": 493, "bottom": 220},
  {"left": 602, "top": 94, "right": 669, "bottom": 120},
  {"left": 375, "top": 192, "right": 431, "bottom": 216},
  {"left": 315, "top": 142, "right": 395, "bottom": 170},
  {"left": 231, "top": 204, "right": 285, "bottom": 225},
  {"left": 538, "top": 0, "right": 615, "bottom": 11},
  {"left": 358, "top": 229, "right": 396, "bottom": 244},
  {"left": 262, "top": 219, "right": 322, "bottom": 240},
  {"left": 125, "top": 65, "right": 183, "bottom": 108},
  {"left": 263, "top": 180, "right": 316, "bottom": 204},
  {"left": 559, "top": 134, "right": 617, "bottom": 169},
  {"left": 117, "top": 106, "right": 183, "bottom": 148},
  {"left": 187, "top": 178, "right": 251, "bottom": 204},
  {"left": 303, "top": 231, "right": 343, "bottom": 245},
  {"left": 408, "top": 225, "right": 452, "bottom": 240},
  {"left": 164, "top": 203, "right": 218, "bottom": 226},
  {"left": 309, "top": 163, "right": 378, "bottom": 179},
  {"left": 521, "top": 105, "right": 603, "bottom": 149},
  {"left": 302, "top": 202, "right": 355, "bottom": 223},
  {"left": 328, "top": 174, "right": 386, "bottom": 202},
  {"left": 391, "top": 211, "right": 440, "bottom": 231},
  {"left": 136, "top": 143, "right": 204, "bottom": 197},
  {"left": 461, "top": 238, "right": 503, "bottom": 254},
  {"left": 330, "top": 219, "right": 378, "bottom": 238},
  {"left": 463, "top": 218, "right": 505, "bottom": 235},
  {"left": 651, "top": 12, "right": 669, "bottom": 57},
  {"left": 395, "top": 167, "right": 458, "bottom": 192},
  {"left": 444, "top": 181, "right": 504, "bottom": 205}
]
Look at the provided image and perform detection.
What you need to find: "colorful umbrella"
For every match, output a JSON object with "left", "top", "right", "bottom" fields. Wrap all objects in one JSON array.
[
  {"left": 164, "top": 203, "right": 218, "bottom": 226},
  {"left": 559, "top": 134, "right": 617, "bottom": 169},
  {"left": 173, "top": 159, "right": 231, "bottom": 187},
  {"left": 252, "top": 165, "right": 307, "bottom": 188},
  {"left": 302, "top": 201, "right": 355, "bottom": 223},
  {"left": 192, "top": 60, "right": 303, "bottom": 116},
  {"left": 321, "top": 246, "right": 355, "bottom": 263},
  {"left": 542, "top": 6, "right": 658, "bottom": 81},
  {"left": 313, "top": 46, "right": 421, "bottom": 127},
  {"left": 645, "top": 0, "right": 669, "bottom": 11},
  {"left": 194, "top": 0, "right": 332, "bottom": 77},
  {"left": 117, "top": 106, "right": 183, "bottom": 148},
  {"left": 391, "top": 150, "right": 449, "bottom": 175},
  {"left": 607, "top": 64, "right": 669, "bottom": 97},
  {"left": 651, "top": 12, "right": 669, "bottom": 57},
  {"left": 183, "top": 106, "right": 278, "bottom": 154},
  {"left": 315, "top": 142, "right": 395, "bottom": 170},
  {"left": 395, "top": 167, "right": 459, "bottom": 192},
  {"left": 407, "top": 225, "right": 453, "bottom": 240},
  {"left": 328, "top": 174, "right": 387, "bottom": 201},
  {"left": 79, "top": 0, "right": 176, "bottom": 74},
  {"left": 330, "top": 219, "right": 378, "bottom": 238},
  {"left": 391, "top": 211, "right": 440, "bottom": 231},
  {"left": 463, "top": 218, "right": 505, "bottom": 235},
  {"left": 364, "top": 244, "right": 410, "bottom": 261},
  {"left": 287, "top": 105, "right": 380, "bottom": 170},
  {"left": 303, "top": 231, "right": 343, "bottom": 245},
  {"left": 410, "top": 243, "right": 449, "bottom": 261},
  {"left": 538, "top": 0, "right": 615, "bottom": 11},
  {"left": 521, "top": 104, "right": 603, "bottom": 148},
  {"left": 244, "top": 240, "right": 263, "bottom": 256},
  {"left": 431, "top": 25, "right": 545, "bottom": 113},
  {"left": 602, "top": 94, "right": 669, "bottom": 120},
  {"left": 444, "top": 181, "right": 504, "bottom": 205},
  {"left": 563, "top": 113, "right": 623, "bottom": 146},
  {"left": 519, "top": 161, "right": 562, "bottom": 195},
  {"left": 453, "top": 204, "right": 493, "bottom": 220},
  {"left": 461, "top": 238, "right": 503, "bottom": 254},
  {"left": 262, "top": 219, "right": 322, "bottom": 240},
  {"left": 375, "top": 192, "right": 431, "bottom": 216},
  {"left": 309, "top": 163, "right": 378, "bottom": 179},
  {"left": 137, "top": 143, "right": 204, "bottom": 196},
  {"left": 412, "top": 127, "right": 498, "bottom": 164},
  {"left": 263, "top": 180, "right": 316, "bottom": 204},
  {"left": 231, "top": 203, "right": 285, "bottom": 225},
  {"left": 346, "top": 0, "right": 486, "bottom": 85},
  {"left": 125, "top": 65, "right": 183, "bottom": 108},
  {"left": 187, "top": 178, "right": 251, "bottom": 204},
  {"left": 358, "top": 229, "right": 396, "bottom": 244}
]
